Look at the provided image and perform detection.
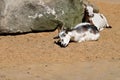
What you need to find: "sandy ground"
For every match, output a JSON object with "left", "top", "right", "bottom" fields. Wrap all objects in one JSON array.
[{"left": 0, "top": 0, "right": 120, "bottom": 80}]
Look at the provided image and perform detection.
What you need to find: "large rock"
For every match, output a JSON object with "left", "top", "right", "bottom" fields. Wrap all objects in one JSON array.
[{"left": 0, "top": 0, "right": 85, "bottom": 34}]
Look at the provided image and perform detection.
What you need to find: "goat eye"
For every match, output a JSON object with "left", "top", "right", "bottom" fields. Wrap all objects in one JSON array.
[
  {"left": 63, "top": 34, "right": 66, "bottom": 36},
  {"left": 62, "top": 33, "right": 66, "bottom": 37}
]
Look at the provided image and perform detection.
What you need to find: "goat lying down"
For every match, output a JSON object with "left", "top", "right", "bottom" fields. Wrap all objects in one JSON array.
[
  {"left": 82, "top": 4, "right": 112, "bottom": 31},
  {"left": 54, "top": 23, "right": 100, "bottom": 47}
]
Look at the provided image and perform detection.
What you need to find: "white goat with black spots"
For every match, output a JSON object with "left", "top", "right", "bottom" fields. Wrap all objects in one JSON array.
[
  {"left": 54, "top": 23, "right": 100, "bottom": 47},
  {"left": 82, "top": 4, "right": 112, "bottom": 31}
]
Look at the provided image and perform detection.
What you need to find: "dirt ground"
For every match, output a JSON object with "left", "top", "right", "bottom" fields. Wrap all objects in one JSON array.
[{"left": 0, "top": 0, "right": 120, "bottom": 80}]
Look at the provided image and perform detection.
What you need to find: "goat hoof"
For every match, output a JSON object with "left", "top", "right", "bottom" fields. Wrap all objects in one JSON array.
[{"left": 106, "top": 26, "right": 112, "bottom": 28}]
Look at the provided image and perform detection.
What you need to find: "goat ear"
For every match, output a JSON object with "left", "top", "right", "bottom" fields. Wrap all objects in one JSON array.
[
  {"left": 65, "top": 30, "right": 68, "bottom": 34},
  {"left": 65, "top": 28, "right": 72, "bottom": 34},
  {"left": 90, "top": 4, "right": 94, "bottom": 7},
  {"left": 82, "top": 3, "right": 87, "bottom": 8}
]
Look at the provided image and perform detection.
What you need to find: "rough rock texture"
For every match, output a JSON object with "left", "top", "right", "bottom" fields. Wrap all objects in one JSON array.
[{"left": 0, "top": 0, "right": 85, "bottom": 34}]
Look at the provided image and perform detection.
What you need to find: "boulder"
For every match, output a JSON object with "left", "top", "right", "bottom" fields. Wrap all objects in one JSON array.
[{"left": 0, "top": 0, "right": 86, "bottom": 34}]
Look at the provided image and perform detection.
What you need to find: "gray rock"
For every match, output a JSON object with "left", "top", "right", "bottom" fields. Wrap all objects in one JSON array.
[{"left": 0, "top": 0, "right": 85, "bottom": 34}]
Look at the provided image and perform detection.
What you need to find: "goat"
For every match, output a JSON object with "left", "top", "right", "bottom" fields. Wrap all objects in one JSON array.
[
  {"left": 54, "top": 22, "right": 100, "bottom": 47},
  {"left": 82, "top": 4, "right": 112, "bottom": 31}
]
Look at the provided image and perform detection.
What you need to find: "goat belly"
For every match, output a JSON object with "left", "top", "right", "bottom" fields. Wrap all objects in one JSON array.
[{"left": 90, "top": 14, "right": 106, "bottom": 30}]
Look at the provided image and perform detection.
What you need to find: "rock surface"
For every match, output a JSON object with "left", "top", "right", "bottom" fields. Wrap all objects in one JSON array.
[{"left": 0, "top": 0, "right": 85, "bottom": 34}]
